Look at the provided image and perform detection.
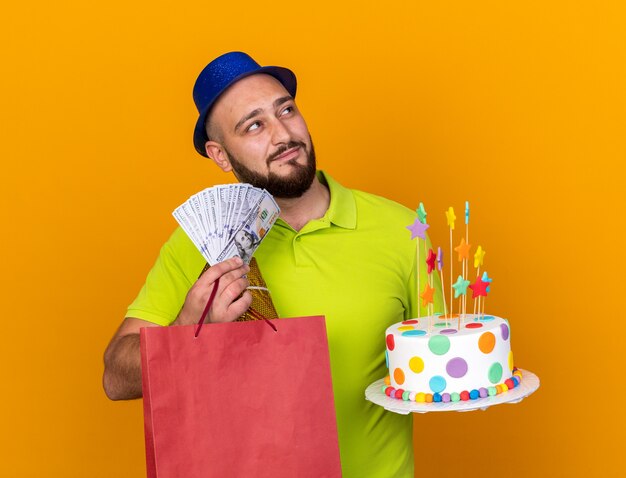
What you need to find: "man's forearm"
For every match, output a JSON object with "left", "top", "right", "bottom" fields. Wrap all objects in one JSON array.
[{"left": 103, "top": 333, "right": 143, "bottom": 400}]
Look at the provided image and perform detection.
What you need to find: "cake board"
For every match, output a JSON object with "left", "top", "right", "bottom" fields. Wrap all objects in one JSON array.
[{"left": 365, "top": 368, "right": 539, "bottom": 414}]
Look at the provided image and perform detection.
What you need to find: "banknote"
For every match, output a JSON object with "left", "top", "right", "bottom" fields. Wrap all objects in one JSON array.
[
  {"left": 215, "top": 192, "right": 280, "bottom": 264},
  {"left": 173, "top": 184, "right": 280, "bottom": 266}
]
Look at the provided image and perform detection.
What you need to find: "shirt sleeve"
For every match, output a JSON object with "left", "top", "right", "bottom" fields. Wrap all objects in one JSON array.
[{"left": 125, "top": 228, "right": 205, "bottom": 326}]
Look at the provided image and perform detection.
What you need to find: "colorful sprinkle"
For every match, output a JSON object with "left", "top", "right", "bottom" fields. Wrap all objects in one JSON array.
[
  {"left": 402, "top": 330, "right": 427, "bottom": 337},
  {"left": 479, "top": 388, "right": 488, "bottom": 398},
  {"left": 425, "top": 394, "right": 433, "bottom": 403},
  {"left": 440, "top": 329, "right": 458, "bottom": 335},
  {"left": 433, "top": 393, "right": 442, "bottom": 402},
  {"left": 409, "top": 356, "right": 425, "bottom": 373},
  {"left": 489, "top": 363, "right": 503, "bottom": 384},
  {"left": 394, "top": 368, "right": 405, "bottom": 385},
  {"left": 465, "top": 323, "right": 483, "bottom": 329},
  {"left": 470, "top": 389, "right": 479, "bottom": 400},
  {"left": 501, "top": 323, "right": 510, "bottom": 341},
  {"left": 479, "top": 315, "right": 495, "bottom": 321},
  {"left": 460, "top": 391, "right": 470, "bottom": 401},
  {"left": 386, "top": 334, "right": 395, "bottom": 351},
  {"left": 429, "top": 376, "right": 447, "bottom": 393},
  {"left": 442, "top": 393, "right": 451, "bottom": 403},
  {"left": 478, "top": 332, "right": 496, "bottom": 354},
  {"left": 395, "top": 389, "right": 404, "bottom": 399},
  {"left": 402, "top": 319, "right": 419, "bottom": 324},
  {"left": 451, "top": 392, "right": 460, "bottom": 402},
  {"left": 402, "top": 391, "right": 411, "bottom": 401},
  {"left": 397, "top": 325, "right": 415, "bottom": 331},
  {"left": 384, "top": 375, "right": 391, "bottom": 386},
  {"left": 416, "top": 392, "right": 426, "bottom": 403},
  {"left": 438, "top": 313, "right": 460, "bottom": 320},
  {"left": 428, "top": 335, "right": 451, "bottom": 355},
  {"left": 446, "top": 357, "right": 468, "bottom": 378}
]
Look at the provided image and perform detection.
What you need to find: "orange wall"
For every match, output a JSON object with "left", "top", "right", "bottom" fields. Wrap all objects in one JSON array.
[{"left": 1, "top": 1, "right": 624, "bottom": 477}]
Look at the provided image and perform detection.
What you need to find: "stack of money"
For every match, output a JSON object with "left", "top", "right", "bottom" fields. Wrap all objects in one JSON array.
[{"left": 173, "top": 184, "right": 280, "bottom": 266}]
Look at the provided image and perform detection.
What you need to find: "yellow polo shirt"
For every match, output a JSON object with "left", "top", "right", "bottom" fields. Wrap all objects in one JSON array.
[{"left": 127, "top": 171, "right": 442, "bottom": 477}]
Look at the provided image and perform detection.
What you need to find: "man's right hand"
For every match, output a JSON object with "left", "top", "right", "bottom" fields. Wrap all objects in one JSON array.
[
  {"left": 103, "top": 256, "right": 252, "bottom": 400},
  {"left": 173, "top": 256, "right": 252, "bottom": 325}
]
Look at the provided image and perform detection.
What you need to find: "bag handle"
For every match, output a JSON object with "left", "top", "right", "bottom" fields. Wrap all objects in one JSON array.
[
  {"left": 194, "top": 277, "right": 220, "bottom": 337},
  {"left": 248, "top": 308, "right": 278, "bottom": 332},
  {"left": 194, "top": 278, "right": 277, "bottom": 337}
]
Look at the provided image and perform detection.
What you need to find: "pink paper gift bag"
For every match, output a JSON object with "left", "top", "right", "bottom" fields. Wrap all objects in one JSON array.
[{"left": 140, "top": 315, "right": 342, "bottom": 478}]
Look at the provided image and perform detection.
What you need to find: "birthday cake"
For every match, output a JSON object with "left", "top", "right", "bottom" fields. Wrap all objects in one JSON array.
[
  {"left": 381, "top": 202, "right": 522, "bottom": 404},
  {"left": 383, "top": 315, "right": 522, "bottom": 403}
]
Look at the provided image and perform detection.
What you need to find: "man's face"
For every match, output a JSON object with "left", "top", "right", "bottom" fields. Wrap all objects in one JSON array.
[
  {"left": 235, "top": 230, "right": 253, "bottom": 250},
  {"left": 206, "top": 74, "right": 316, "bottom": 198}
]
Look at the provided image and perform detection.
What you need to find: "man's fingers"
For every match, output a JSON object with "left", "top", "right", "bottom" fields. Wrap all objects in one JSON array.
[
  {"left": 199, "top": 257, "right": 248, "bottom": 285},
  {"left": 209, "top": 290, "right": 252, "bottom": 323},
  {"left": 225, "top": 291, "right": 253, "bottom": 322},
  {"left": 185, "top": 258, "right": 257, "bottom": 324},
  {"left": 220, "top": 277, "right": 250, "bottom": 302}
]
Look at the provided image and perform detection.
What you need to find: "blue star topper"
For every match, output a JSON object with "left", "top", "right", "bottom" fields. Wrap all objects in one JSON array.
[
  {"left": 481, "top": 271, "right": 493, "bottom": 293},
  {"left": 452, "top": 275, "right": 471, "bottom": 298}
]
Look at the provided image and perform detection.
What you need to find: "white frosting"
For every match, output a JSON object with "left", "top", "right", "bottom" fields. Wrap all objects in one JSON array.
[{"left": 386, "top": 314, "right": 514, "bottom": 395}]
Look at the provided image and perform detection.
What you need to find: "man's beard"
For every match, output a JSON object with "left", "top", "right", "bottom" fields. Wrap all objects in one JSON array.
[{"left": 225, "top": 140, "right": 317, "bottom": 199}]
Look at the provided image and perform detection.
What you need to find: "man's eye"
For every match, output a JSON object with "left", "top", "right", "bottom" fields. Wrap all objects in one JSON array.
[
  {"left": 281, "top": 106, "right": 293, "bottom": 116},
  {"left": 247, "top": 121, "right": 260, "bottom": 132}
]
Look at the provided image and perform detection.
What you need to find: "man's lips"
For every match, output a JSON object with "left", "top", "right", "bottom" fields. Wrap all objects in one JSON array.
[{"left": 270, "top": 145, "right": 301, "bottom": 163}]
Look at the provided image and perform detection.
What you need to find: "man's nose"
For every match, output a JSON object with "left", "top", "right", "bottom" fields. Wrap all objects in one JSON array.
[{"left": 270, "top": 118, "right": 290, "bottom": 145}]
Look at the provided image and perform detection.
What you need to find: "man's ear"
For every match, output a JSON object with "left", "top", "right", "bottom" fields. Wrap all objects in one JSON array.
[{"left": 205, "top": 141, "right": 232, "bottom": 172}]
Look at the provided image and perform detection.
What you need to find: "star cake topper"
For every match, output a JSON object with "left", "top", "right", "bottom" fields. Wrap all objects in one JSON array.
[
  {"left": 406, "top": 217, "right": 430, "bottom": 240},
  {"left": 426, "top": 248, "right": 437, "bottom": 274},
  {"left": 468, "top": 275, "right": 490, "bottom": 298},
  {"left": 452, "top": 275, "right": 471, "bottom": 298},
  {"left": 454, "top": 238, "right": 471, "bottom": 261}
]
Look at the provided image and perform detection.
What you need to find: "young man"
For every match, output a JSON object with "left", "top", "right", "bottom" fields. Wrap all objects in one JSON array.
[{"left": 104, "top": 51, "right": 434, "bottom": 477}]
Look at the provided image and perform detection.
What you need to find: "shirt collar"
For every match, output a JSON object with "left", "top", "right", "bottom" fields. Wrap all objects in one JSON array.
[{"left": 317, "top": 170, "right": 356, "bottom": 230}]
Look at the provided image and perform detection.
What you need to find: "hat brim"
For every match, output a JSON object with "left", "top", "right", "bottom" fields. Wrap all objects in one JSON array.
[{"left": 193, "top": 66, "right": 297, "bottom": 157}]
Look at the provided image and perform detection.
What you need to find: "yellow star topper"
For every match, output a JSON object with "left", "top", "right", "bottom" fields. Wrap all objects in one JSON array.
[
  {"left": 445, "top": 207, "right": 456, "bottom": 230},
  {"left": 474, "top": 245, "right": 486, "bottom": 268}
]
